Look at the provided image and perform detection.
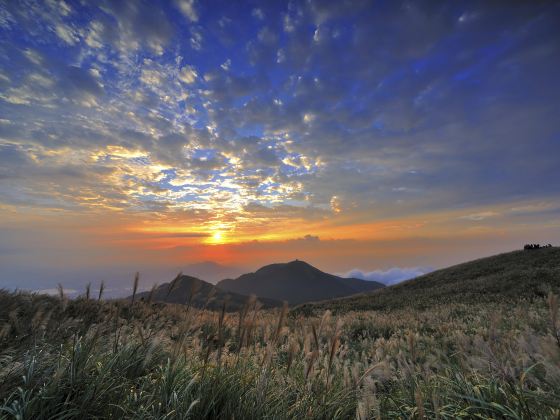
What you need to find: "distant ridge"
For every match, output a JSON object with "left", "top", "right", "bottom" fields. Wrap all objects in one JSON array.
[
  {"left": 295, "top": 247, "right": 560, "bottom": 314},
  {"left": 217, "top": 260, "right": 385, "bottom": 304},
  {"left": 182, "top": 261, "right": 245, "bottom": 283},
  {"left": 134, "top": 274, "right": 281, "bottom": 311}
]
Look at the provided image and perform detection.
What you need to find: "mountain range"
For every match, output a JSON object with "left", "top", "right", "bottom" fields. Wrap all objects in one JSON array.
[
  {"left": 217, "top": 260, "right": 385, "bottom": 304},
  {"left": 134, "top": 274, "right": 281, "bottom": 311},
  {"left": 133, "top": 260, "right": 385, "bottom": 309},
  {"left": 133, "top": 247, "right": 560, "bottom": 313}
]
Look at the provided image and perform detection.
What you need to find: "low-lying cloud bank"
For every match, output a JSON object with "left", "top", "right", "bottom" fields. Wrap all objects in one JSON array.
[{"left": 343, "top": 267, "right": 433, "bottom": 286}]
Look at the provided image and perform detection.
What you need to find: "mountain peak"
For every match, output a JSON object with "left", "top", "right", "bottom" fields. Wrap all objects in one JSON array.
[
  {"left": 287, "top": 259, "right": 312, "bottom": 267},
  {"left": 217, "top": 260, "right": 384, "bottom": 304},
  {"left": 134, "top": 273, "right": 281, "bottom": 310},
  {"left": 255, "top": 259, "right": 314, "bottom": 273}
]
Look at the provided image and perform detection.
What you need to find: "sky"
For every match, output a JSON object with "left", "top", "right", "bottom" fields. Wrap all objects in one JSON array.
[{"left": 1, "top": 0, "right": 559, "bottom": 295}]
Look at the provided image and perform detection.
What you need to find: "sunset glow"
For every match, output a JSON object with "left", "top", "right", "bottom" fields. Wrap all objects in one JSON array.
[
  {"left": 1, "top": 1, "right": 559, "bottom": 294},
  {"left": 211, "top": 231, "right": 224, "bottom": 244}
]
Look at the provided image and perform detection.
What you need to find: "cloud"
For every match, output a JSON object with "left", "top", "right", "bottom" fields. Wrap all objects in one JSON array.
[
  {"left": 37, "top": 288, "right": 78, "bottom": 296},
  {"left": 175, "top": 0, "right": 198, "bottom": 22},
  {"left": 62, "top": 65, "right": 104, "bottom": 98},
  {"left": 131, "top": 232, "right": 209, "bottom": 239},
  {"left": 55, "top": 24, "right": 79, "bottom": 45},
  {"left": 100, "top": 1, "right": 174, "bottom": 55},
  {"left": 178, "top": 65, "right": 198, "bottom": 84},
  {"left": 0, "top": 0, "right": 559, "bottom": 259},
  {"left": 293, "top": 234, "right": 320, "bottom": 243},
  {"left": 343, "top": 267, "right": 432, "bottom": 286},
  {"left": 459, "top": 211, "right": 500, "bottom": 221}
]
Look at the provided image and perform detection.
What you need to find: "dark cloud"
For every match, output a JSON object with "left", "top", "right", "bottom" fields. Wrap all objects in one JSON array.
[
  {"left": 61, "top": 66, "right": 104, "bottom": 98},
  {"left": 99, "top": 0, "right": 175, "bottom": 54}
]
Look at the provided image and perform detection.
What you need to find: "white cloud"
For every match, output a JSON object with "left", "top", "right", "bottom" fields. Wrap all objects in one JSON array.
[
  {"left": 220, "top": 59, "right": 231, "bottom": 71},
  {"left": 23, "top": 49, "right": 43, "bottom": 65},
  {"left": 84, "top": 21, "right": 104, "bottom": 48},
  {"left": 55, "top": 24, "right": 80, "bottom": 45},
  {"left": 28, "top": 73, "right": 54, "bottom": 87},
  {"left": 459, "top": 211, "right": 499, "bottom": 221},
  {"left": 176, "top": 0, "right": 198, "bottom": 22},
  {"left": 303, "top": 112, "right": 316, "bottom": 124},
  {"left": 330, "top": 195, "right": 341, "bottom": 213},
  {"left": 58, "top": 0, "right": 72, "bottom": 16},
  {"left": 37, "top": 287, "right": 78, "bottom": 296},
  {"left": 190, "top": 28, "right": 203, "bottom": 50},
  {"left": 179, "top": 65, "right": 198, "bottom": 84},
  {"left": 140, "top": 68, "right": 166, "bottom": 86}
]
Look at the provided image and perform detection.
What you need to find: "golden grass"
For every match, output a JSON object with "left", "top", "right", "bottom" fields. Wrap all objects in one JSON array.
[{"left": 0, "top": 284, "right": 559, "bottom": 418}]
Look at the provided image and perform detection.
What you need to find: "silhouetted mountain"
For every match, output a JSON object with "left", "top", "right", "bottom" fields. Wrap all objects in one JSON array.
[
  {"left": 216, "top": 260, "right": 385, "bottom": 304},
  {"left": 295, "top": 247, "right": 560, "bottom": 314},
  {"left": 182, "top": 261, "right": 245, "bottom": 284},
  {"left": 134, "top": 274, "right": 281, "bottom": 311}
]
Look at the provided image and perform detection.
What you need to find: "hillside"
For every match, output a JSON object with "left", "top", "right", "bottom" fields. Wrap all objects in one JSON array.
[
  {"left": 1, "top": 249, "right": 559, "bottom": 418},
  {"left": 134, "top": 274, "right": 281, "bottom": 311},
  {"left": 217, "top": 260, "right": 385, "bottom": 304},
  {"left": 296, "top": 247, "right": 560, "bottom": 314}
]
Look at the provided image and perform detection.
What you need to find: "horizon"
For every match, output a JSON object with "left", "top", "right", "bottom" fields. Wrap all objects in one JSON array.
[
  {"left": 1, "top": 1, "right": 560, "bottom": 296},
  {"left": 18, "top": 257, "right": 431, "bottom": 298},
  {"left": 19, "top": 245, "right": 559, "bottom": 299}
]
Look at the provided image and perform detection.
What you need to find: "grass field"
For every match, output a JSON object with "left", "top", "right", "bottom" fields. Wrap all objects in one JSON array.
[{"left": 1, "top": 250, "right": 560, "bottom": 418}]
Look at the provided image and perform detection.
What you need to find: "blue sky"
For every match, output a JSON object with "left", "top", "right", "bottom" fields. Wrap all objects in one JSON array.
[{"left": 1, "top": 0, "right": 559, "bottom": 293}]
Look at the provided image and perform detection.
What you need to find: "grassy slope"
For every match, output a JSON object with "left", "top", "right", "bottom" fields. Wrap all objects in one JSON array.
[
  {"left": 1, "top": 250, "right": 560, "bottom": 418},
  {"left": 296, "top": 247, "right": 560, "bottom": 314}
]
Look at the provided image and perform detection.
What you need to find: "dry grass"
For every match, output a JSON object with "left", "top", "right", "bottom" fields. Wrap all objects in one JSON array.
[
  {"left": 297, "top": 247, "right": 560, "bottom": 315},
  {"left": 0, "top": 284, "right": 559, "bottom": 418}
]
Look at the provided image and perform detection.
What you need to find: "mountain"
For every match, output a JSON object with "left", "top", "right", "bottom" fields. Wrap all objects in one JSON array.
[
  {"left": 134, "top": 274, "right": 281, "bottom": 311},
  {"left": 295, "top": 247, "right": 560, "bottom": 314},
  {"left": 216, "top": 260, "right": 385, "bottom": 305},
  {"left": 181, "top": 261, "right": 245, "bottom": 284}
]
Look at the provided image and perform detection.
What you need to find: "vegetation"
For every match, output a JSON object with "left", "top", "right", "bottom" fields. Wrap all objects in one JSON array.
[
  {"left": 296, "top": 247, "right": 560, "bottom": 314},
  {"left": 1, "top": 249, "right": 560, "bottom": 418}
]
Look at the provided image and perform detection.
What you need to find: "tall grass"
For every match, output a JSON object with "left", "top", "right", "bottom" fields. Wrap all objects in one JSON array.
[{"left": 0, "top": 287, "right": 559, "bottom": 418}]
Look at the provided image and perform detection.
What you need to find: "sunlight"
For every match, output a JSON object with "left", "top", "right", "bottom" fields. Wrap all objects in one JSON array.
[{"left": 211, "top": 231, "right": 223, "bottom": 243}]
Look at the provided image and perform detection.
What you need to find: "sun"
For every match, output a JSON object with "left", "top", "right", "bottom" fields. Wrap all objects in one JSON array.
[{"left": 204, "top": 226, "right": 230, "bottom": 244}]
